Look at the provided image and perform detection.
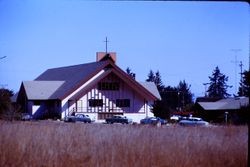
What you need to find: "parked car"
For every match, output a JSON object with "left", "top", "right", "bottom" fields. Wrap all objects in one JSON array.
[
  {"left": 106, "top": 115, "right": 132, "bottom": 124},
  {"left": 21, "top": 113, "right": 33, "bottom": 121},
  {"left": 179, "top": 117, "right": 209, "bottom": 126},
  {"left": 140, "top": 117, "right": 167, "bottom": 125},
  {"left": 170, "top": 115, "right": 182, "bottom": 122},
  {"left": 64, "top": 114, "right": 91, "bottom": 123}
]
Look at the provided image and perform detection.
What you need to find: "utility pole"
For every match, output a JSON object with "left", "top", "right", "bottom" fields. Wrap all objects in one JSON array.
[
  {"left": 203, "top": 83, "right": 209, "bottom": 97},
  {"left": 231, "top": 49, "right": 241, "bottom": 95},
  {"left": 239, "top": 61, "right": 243, "bottom": 96}
]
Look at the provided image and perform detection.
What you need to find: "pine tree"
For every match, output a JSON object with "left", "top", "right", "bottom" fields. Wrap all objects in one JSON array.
[
  {"left": 146, "top": 70, "right": 164, "bottom": 92},
  {"left": 238, "top": 70, "right": 250, "bottom": 97},
  {"left": 177, "top": 80, "right": 193, "bottom": 107},
  {"left": 146, "top": 70, "right": 155, "bottom": 82},
  {"left": 207, "top": 66, "right": 230, "bottom": 98},
  {"left": 126, "top": 67, "right": 136, "bottom": 80},
  {"left": 154, "top": 71, "right": 164, "bottom": 92}
]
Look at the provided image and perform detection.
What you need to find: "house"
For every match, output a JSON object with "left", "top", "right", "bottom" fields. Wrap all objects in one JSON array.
[
  {"left": 17, "top": 52, "right": 161, "bottom": 122},
  {"left": 195, "top": 96, "right": 249, "bottom": 123}
]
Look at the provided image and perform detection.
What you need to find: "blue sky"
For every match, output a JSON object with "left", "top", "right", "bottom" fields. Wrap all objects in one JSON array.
[{"left": 0, "top": 0, "right": 249, "bottom": 98}]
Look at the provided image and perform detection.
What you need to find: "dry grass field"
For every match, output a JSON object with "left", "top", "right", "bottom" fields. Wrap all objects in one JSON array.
[{"left": 0, "top": 120, "right": 247, "bottom": 167}]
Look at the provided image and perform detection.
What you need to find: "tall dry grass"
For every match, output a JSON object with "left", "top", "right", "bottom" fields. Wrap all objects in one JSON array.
[{"left": 0, "top": 121, "right": 247, "bottom": 167}]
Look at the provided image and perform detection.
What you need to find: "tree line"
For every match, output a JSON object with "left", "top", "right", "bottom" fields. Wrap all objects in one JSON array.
[
  {"left": 127, "top": 66, "right": 250, "bottom": 119},
  {"left": 0, "top": 66, "right": 249, "bottom": 120}
]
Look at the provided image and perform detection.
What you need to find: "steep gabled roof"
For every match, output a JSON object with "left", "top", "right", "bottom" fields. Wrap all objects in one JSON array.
[
  {"left": 35, "top": 60, "right": 110, "bottom": 99},
  {"left": 24, "top": 59, "right": 160, "bottom": 101}
]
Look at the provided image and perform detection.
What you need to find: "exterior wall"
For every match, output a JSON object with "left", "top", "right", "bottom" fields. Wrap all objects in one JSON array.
[
  {"left": 61, "top": 70, "right": 105, "bottom": 119},
  {"left": 28, "top": 101, "right": 46, "bottom": 119},
  {"left": 69, "top": 73, "right": 155, "bottom": 122}
]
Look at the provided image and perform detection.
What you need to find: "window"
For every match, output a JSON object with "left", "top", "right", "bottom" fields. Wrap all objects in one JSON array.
[
  {"left": 98, "top": 82, "right": 120, "bottom": 90},
  {"left": 89, "top": 99, "right": 103, "bottom": 107},
  {"left": 116, "top": 99, "right": 130, "bottom": 107}
]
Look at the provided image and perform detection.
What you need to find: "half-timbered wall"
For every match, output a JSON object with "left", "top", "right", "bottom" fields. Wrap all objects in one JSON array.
[
  {"left": 73, "top": 73, "right": 144, "bottom": 113},
  {"left": 70, "top": 73, "right": 154, "bottom": 121}
]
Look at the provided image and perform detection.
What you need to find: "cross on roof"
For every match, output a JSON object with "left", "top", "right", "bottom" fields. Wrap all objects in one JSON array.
[{"left": 104, "top": 37, "right": 109, "bottom": 53}]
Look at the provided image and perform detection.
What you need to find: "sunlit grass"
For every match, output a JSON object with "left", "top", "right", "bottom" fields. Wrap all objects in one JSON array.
[{"left": 0, "top": 121, "right": 247, "bottom": 167}]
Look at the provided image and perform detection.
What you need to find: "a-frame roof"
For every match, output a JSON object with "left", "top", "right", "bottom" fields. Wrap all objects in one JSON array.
[{"left": 23, "top": 59, "right": 160, "bottom": 101}]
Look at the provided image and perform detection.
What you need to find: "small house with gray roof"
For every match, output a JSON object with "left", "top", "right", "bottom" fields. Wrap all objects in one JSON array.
[
  {"left": 195, "top": 96, "right": 249, "bottom": 123},
  {"left": 17, "top": 52, "right": 161, "bottom": 122}
]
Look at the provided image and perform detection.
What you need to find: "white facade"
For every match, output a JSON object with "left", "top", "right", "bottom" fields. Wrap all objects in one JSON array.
[
  {"left": 19, "top": 57, "right": 159, "bottom": 122},
  {"left": 62, "top": 72, "right": 155, "bottom": 123}
]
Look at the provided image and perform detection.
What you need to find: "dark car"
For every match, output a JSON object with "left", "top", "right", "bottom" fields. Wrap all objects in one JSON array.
[
  {"left": 179, "top": 117, "right": 209, "bottom": 126},
  {"left": 140, "top": 117, "right": 167, "bottom": 125},
  {"left": 65, "top": 114, "right": 91, "bottom": 123},
  {"left": 106, "top": 115, "right": 132, "bottom": 124}
]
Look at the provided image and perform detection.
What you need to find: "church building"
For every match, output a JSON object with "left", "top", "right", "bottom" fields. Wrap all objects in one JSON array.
[{"left": 17, "top": 52, "right": 161, "bottom": 122}]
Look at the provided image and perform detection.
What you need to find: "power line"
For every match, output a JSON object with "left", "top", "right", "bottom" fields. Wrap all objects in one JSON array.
[{"left": 0, "top": 56, "right": 7, "bottom": 60}]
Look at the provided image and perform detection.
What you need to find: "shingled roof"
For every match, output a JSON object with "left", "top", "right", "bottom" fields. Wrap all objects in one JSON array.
[
  {"left": 198, "top": 97, "right": 249, "bottom": 110},
  {"left": 22, "top": 59, "right": 160, "bottom": 100},
  {"left": 139, "top": 82, "right": 161, "bottom": 100},
  {"left": 23, "top": 81, "right": 65, "bottom": 100},
  {"left": 34, "top": 60, "right": 110, "bottom": 99}
]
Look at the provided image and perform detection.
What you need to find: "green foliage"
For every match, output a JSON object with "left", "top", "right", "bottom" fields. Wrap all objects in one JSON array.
[
  {"left": 238, "top": 70, "right": 250, "bottom": 97},
  {"left": 0, "top": 88, "right": 21, "bottom": 120},
  {"left": 0, "top": 88, "right": 13, "bottom": 114},
  {"left": 152, "top": 100, "right": 170, "bottom": 119},
  {"left": 146, "top": 70, "right": 194, "bottom": 119},
  {"left": 207, "top": 66, "right": 230, "bottom": 98},
  {"left": 146, "top": 70, "right": 164, "bottom": 92},
  {"left": 126, "top": 67, "right": 136, "bottom": 80},
  {"left": 177, "top": 80, "right": 194, "bottom": 106}
]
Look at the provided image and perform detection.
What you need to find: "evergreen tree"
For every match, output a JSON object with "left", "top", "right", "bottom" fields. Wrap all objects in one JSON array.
[
  {"left": 207, "top": 66, "right": 230, "bottom": 98},
  {"left": 0, "top": 88, "right": 14, "bottom": 116},
  {"left": 126, "top": 67, "right": 135, "bottom": 80},
  {"left": 238, "top": 70, "right": 250, "bottom": 97},
  {"left": 161, "top": 86, "right": 179, "bottom": 110},
  {"left": 146, "top": 70, "right": 155, "bottom": 82},
  {"left": 177, "top": 80, "right": 193, "bottom": 108},
  {"left": 146, "top": 70, "right": 164, "bottom": 92}
]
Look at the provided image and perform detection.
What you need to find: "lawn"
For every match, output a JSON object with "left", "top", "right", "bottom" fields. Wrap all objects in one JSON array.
[{"left": 0, "top": 121, "right": 247, "bottom": 167}]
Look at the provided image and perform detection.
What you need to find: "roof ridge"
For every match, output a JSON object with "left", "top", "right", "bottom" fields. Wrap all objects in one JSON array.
[{"left": 46, "top": 60, "right": 105, "bottom": 71}]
